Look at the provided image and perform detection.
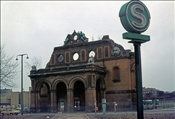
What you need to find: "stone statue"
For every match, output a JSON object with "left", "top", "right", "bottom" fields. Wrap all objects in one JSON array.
[{"left": 88, "top": 55, "right": 94, "bottom": 64}]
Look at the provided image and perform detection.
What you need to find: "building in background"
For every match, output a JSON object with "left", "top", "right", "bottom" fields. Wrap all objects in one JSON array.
[
  {"left": 29, "top": 31, "right": 136, "bottom": 112},
  {"left": 143, "top": 87, "right": 158, "bottom": 100},
  {"left": 0, "top": 89, "right": 30, "bottom": 109},
  {"left": 0, "top": 89, "right": 12, "bottom": 106}
]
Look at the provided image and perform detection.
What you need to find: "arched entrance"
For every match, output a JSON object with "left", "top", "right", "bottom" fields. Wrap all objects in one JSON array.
[
  {"left": 56, "top": 82, "right": 67, "bottom": 112},
  {"left": 39, "top": 82, "right": 50, "bottom": 112},
  {"left": 74, "top": 81, "right": 85, "bottom": 111}
]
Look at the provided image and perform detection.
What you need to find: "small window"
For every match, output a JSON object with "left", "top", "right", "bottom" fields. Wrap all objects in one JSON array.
[
  {"left": 113, "top": 66, "right": 120, "bottom": 82},
  {"left": 65, "top": 52, "right": 70, "bottom": 63},
  {"left": 88, "top": 75, "right": 91, "bottom": 87},
  {"left": 104, "top": 46, "right": 109, "bottom": 58},
  {"left": 97, "top": 47, "right": 102, "bottom": 59},
  {"left": 81, "top": 50, "right": 86, "bottom": 61},
  {"left": 51, "top": 54, "right": 55, "bottom": 64}
]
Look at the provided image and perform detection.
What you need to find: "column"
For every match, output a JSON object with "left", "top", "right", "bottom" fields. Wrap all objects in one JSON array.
[
  {"left": 35, "top": 91, "right": 40, "bottom": 112},
  {"left": 67, "top": 88, "right": 73, "bottom": 112},
  {"left": 50, "top": 90, "right": 56, "bottom": 112},
  {"left": 85, "top": 88, "right": 96, "bottom": 112},
  {"left": 30, "top": 91, "right": 36, "bottom": 112}
]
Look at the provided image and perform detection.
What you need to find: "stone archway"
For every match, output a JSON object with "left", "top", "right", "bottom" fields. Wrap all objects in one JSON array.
[
  {"left": 56, "top": 82, "right": 67, "bottom": 112},
  {"left": 73, "top": 81, "right": 85, "bottom": 111},
  {"left": 51, "top": 79, "right": 68, "bottom": 112},
  {"left": 68, "top": 76, "right": 87, "bottom": 112}
]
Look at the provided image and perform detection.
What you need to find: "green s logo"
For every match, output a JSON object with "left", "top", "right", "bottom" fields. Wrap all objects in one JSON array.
[
  {"left": 119, "top": 1, "right": 151, "bottom": 33},
  {"left": 131, "top": 4, "right": 146, "bottom": 29}
]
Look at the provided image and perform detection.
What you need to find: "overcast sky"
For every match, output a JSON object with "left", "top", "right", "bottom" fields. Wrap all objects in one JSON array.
[{"left": 1, "top": 1, "right": 174, "bottom": 92}]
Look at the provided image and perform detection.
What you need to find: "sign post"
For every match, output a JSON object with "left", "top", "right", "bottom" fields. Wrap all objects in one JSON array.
[{"left": 119, "top": 0, "right": 150, "bottom": 119}]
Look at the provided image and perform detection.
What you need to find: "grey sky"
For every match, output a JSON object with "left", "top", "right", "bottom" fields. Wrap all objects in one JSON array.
[{"left": 1, "top": 1, "right": 174, "bottom": 92}]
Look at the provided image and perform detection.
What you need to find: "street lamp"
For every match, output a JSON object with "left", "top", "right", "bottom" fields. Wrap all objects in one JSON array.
[{"left": 16, "top": 54, "right": 29, "bottom": 115}]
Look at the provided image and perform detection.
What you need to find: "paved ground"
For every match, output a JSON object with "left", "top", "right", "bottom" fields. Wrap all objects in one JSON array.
[
  {"left": 57, "top": 113, "right": 88, "bottom": 119},
  {"left": 0, "top": 113, "right": 88, "bottom": 119},
  {"left": 1, "top": 108, "right": 175, "bottom": 119},
  {"left": 87, "top": 113, "right": 175, "bottom": 119},
  {"left": 1, "top": 113, "right": 175, "bottom": 119}
]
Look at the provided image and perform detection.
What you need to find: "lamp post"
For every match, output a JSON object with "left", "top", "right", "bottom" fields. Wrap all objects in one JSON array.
[{"left": 16, "top": 54, "right": 29, "bottom": 115}]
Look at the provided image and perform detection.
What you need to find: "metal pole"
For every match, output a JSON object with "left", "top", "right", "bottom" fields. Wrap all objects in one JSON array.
[
  {"left": 21, "top": 56, "right": 24, "bottom": 115},
  {"left": 134, "top": 42, "right": 144, "bottom": 119},
  {"left": 16, "top": 54, "right": 28, "bottom": 115}
]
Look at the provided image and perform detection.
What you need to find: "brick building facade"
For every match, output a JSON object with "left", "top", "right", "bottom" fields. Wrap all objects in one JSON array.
[{"left": 29, "top": 31, "right": 136, "bottom": 112}]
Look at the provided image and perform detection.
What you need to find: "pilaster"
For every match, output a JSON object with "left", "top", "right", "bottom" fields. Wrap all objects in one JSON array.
[{"left": 85, "top": 88, "right": 96, "bottom": 112}]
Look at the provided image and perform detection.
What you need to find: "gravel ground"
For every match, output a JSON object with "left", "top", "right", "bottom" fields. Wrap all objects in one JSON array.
[
  {"left": 0, "top": 115, "right": 55, "bottom": 119},
  {"left": 1, "top": 113, "right": 175, "bottom": 119},
  {"left": 87, "top": 114, "right": 175, "bottom": 119}
]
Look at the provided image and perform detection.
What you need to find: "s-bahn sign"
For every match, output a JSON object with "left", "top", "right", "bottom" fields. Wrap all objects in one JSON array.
[
  {"left": 119, "top": 0, "right": 150, "bottom": 34},
  {"left": 119, "top": 1, "right": 151, "bottom": 119}
]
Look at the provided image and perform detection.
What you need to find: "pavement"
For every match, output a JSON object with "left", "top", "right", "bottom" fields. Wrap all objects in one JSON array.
[
  {"left": 56, "top": 113, "right": 88, "bottom": 119},
  {"left": 0, "top": 108, "right": 175, "bottom": 119},
  {"left": 50, "top": 108, "right": 175, "bottom": 119}
]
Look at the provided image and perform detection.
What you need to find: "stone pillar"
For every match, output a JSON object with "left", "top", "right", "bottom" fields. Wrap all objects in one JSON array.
[
  {"left": 35, "top": 91, "right": 40, "bottom": 112},
  {"left": 50, "top": 90, "right": 56, "bottom": 112},
  {"left": 85, "top": 88, "right": 96, "bottom": 112},
  {"left": 30, "top": 90, "right": 36, "bottom": 112},
  {"left": 67, "top": 88, "right": 73, "bottom": 112}
]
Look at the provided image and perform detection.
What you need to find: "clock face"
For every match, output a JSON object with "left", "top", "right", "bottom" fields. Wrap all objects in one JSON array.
[
  {"left": 113, "top": 47, "right": 120, "bottom": 55},
  {"left": 58, "top": 54, "right": 64, "bottom": 63},
  {"left": 89, "top": 51, "right": 95, "bottom": 57},
  {"left": 73, "top": 53, "right": 79, "bottom": 61},
  {"left": 74, "top": 35, "right": 78, "bottom": 40}
]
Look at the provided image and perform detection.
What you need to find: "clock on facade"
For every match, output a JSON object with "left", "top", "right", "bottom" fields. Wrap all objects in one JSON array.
[
  {"left": 73, "top": 53, "right": 79, "bottom": 61},
  {"left": 113, "top": 47, "right": 120, "bottom": 56},
  {"left": 89, "top": 51, "right": 95, "bottom": 58},
  {"left": 57, "top": 54, "right": 64, "bottom": 63},
  {"left": 74, "top": 35, "right": 78, "bottom": 40}
]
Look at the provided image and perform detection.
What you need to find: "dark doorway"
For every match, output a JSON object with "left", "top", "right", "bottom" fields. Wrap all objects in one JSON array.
[
  {"left": 56, "top": 82, "right": 67, "bottom": 112},
  {"left": 74, "top": 81, "right": 85, "bottom": 111}
]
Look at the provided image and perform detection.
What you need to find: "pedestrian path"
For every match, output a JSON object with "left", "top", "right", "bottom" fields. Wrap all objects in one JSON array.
[{"left": 51, "top": 113, "right": 89, "bottom": 119}]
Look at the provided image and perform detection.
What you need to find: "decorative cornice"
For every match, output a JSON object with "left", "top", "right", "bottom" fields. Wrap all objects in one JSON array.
[{"left": 29, "top": 64, "right": 106, "bottom": 77}]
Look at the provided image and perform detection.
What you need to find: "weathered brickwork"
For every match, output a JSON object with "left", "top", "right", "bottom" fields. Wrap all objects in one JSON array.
[{"left": 29, "top": 31, "right": 136, "bottom": 112}]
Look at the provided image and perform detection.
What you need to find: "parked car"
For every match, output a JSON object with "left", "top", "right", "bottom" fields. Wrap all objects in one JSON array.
[
  {"left": 23, "top": 107, "right": 30, "bottom": 113},
  {"left": 1, "top": 108, "right": 20, "bottom": 115}
]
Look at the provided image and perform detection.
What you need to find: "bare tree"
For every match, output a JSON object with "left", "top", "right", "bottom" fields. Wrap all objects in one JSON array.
[
  {"left": 0, "top": 46, "right": 18, "bottom": 88},
  {"left": 25, "top": 56, "right": 42, "bottom": 70}
]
